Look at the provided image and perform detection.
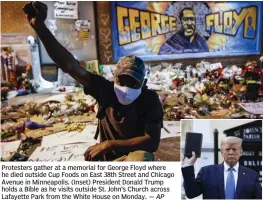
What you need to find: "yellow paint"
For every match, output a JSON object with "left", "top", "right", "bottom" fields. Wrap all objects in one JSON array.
[
  {"left": 223, "top": 11, "right": 232, "bottom": 34},
  {"left": 79, "top": 30, "right": 89, "bottom": 41},
  {"left": 244, "top": 6, "right": 257, "bottom": 38},
  {"left": 212, "top": 3, "right": 230, "bottom": 12},
  {"left": 232, "top": 8, "right": 247, "bottom": 35},
  {"left": 129, "top": 9, "right": 141, "bottom": 42},
  {"left": 140, "top": 11, "right": 151, "bottom": 39},
  {"left": 147, "top": 2, "right": 171, "bottom": 14},
  {"left": 161, "top": 15, "right": 169, "bottom": 34},
  {"left": 151, "top": 13, "right": 161, "bottom": 36},
  {"left": 207, "top": 33, "right": 229, "bottom": 50},
  {"left": 206, "top": 6, "right": 257, "bottom": 38},
  {"left": 206, "top": 13, "right": 223, "bottom": 33},
  {"left": 169, "top": 16, "right": 176, "bottom": 32},
  {"left": 214, "top": 13, "right": 223, "bottom": 33},
  {"left": 146, "top": 35, "right": 166, "bottom": 54},
  {"left": 183, "top": 10, "right": 195, "bottom": 17},
  {"left": 116, "top": 5, "right": 176, "bottom": 45},
  {"left": 206, "top": 14, "right": 214, "bottom": 32},
  {"left": 117, "top": 6, "right": 131, "bottom": 45}
]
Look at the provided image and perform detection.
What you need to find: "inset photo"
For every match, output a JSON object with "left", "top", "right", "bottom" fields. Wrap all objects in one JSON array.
[{"left": 181, "top": 119, "right": 262, "bottom": 199}]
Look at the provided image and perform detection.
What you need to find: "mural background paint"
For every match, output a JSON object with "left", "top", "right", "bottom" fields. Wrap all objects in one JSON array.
[{"left": 111, "top": 2, "right": 263, "bottom": 62}]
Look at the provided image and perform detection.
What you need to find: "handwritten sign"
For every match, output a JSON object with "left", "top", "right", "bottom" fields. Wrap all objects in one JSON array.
[
  {"left": 209, "top": 63, "right": 222, "bottom": 70},
  {"left": 41, "top": 131, "right": 77, "bottom": 147},
  {"left": 41, "top": 125, "right": 98, "bottom": 147},
  {"left": 238, "top": 102, "right": 263, "bottom": 115},
  {"left": 31, "top": 125, "right": 98, "bottom": 162},
  {"left": 54, "top": 1, "right": 78, "bottom": 19},
  {"left": 28, "top": 143, "right": 90, "bottom": 162},
  {"left": 75, "top": 20, "right": 91, "bottom": 31},
  {"left": 161, "top": 121, "right": 180, "bottom": 139},
  {"left": 1, "top": 140, "right": 21, "bottom": 161}
]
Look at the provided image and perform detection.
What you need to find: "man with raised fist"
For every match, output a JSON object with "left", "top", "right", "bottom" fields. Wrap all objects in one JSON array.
[{"left": 23, "top": 2, "right": 163, "bottom": 161}]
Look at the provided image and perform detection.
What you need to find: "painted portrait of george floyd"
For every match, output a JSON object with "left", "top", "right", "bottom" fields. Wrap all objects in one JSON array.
[{"left": 158, "top": 7, "right": 209, "bottom": 55}]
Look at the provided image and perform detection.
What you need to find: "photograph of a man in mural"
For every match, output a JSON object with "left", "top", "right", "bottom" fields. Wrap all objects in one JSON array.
[{"left": 158, "top": 8, "right": 209, "bottom": 55}]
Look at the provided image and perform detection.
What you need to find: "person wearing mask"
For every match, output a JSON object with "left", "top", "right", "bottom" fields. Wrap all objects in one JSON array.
[{"left": 23, "top": 1, "right": 163, "bottom": 161}]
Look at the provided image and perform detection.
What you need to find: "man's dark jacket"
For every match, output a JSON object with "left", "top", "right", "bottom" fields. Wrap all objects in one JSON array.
[{"left": 182, "top": 163, "right": 262, "bottom": 199}]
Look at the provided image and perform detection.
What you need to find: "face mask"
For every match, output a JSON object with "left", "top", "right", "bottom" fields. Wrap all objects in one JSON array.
[{"left": 114, "top": 83, "right": 142, "bottom": 105}]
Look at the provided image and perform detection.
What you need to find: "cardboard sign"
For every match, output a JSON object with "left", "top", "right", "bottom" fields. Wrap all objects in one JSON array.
[
  {"left": 54, "top": 1, "right": 78, "bottom": 19},
  {"left": 41, "top": 125, "right": 98, "bottom": 147},
  {"left": 161, "top": 121, "right": 180, "bottom": 139},
  {"left": 238, "top": 102, "right": 263, "bottom": 115},
  {"left": 28, "top": 143, "right": 90, "bottom": 162},
  {"left": 30, "top": 125, "right": 98, "bottom": 162},
  {"left": 1, "top": 140, "right": 21, "bottom": 161}
]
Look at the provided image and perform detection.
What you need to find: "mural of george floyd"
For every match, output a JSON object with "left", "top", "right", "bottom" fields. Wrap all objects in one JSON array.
[{"left": 110, "top": 2, "right": 263, "bottom": 62}]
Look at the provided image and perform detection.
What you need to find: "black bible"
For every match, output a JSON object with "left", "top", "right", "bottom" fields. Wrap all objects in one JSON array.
[{"left": 184, "top": 132, "right": 203, "bottom": 158}]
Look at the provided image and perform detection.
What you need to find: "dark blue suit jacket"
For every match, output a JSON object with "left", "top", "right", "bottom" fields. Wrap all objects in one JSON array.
[{"left": 182, "top": 163, "right": 262, "bottom": 199}]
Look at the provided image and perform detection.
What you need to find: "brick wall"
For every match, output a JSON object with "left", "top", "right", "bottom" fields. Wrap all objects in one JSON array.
[{"left": 1, "top": 1, "right": 36, "bottom": 36}]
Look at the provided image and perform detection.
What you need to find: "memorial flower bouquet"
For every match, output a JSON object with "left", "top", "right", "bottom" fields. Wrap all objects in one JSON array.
[
  {"left": 18, "top": 73, "right": 32, "bottom": 91},
  {"left": 1, "top": 86, "right": 9, "bottom": 100}
]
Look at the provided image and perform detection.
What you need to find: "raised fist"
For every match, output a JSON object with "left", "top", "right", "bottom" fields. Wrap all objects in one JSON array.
[
  {"left": 23, "top": 1, "right": 47, "bottom": 29},
  {"left": 183, "top": 151, "right": 197, "bottom": 166}
]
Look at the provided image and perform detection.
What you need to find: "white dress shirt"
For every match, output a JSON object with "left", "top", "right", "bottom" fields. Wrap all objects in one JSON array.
[{"left": 224, "top": 162, "right": 239, "bottom": 191}]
